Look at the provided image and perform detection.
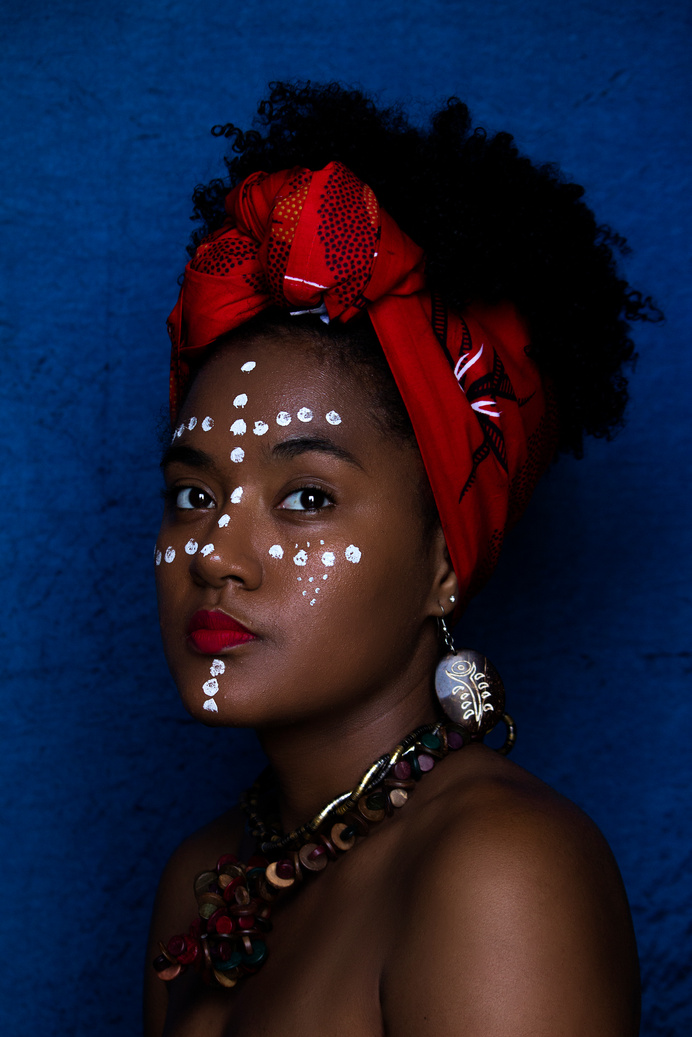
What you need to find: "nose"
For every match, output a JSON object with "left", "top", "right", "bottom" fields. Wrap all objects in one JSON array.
[{"left": 189, "top": 514, "right": 263, "bottom": 591}]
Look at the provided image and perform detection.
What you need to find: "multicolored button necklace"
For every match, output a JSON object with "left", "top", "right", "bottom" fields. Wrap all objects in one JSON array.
[{"left": 154, "top": 719, "right": 477, "bottom": 989}]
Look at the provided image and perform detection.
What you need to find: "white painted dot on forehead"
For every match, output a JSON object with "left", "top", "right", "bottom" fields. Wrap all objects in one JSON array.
[
  {"left": 321, "top": 551, "right": 335, "bottom": 566},
  {"left": 188, "top": 416, "right": 198, "bottom": 430},
  {"left": 230, "top": 419, "right": 246, "bottom": 436},
  {"left": 345, "top": 544, "right": 362, "bottom": 563},
  {"left": 200, "top": 543, "right": 215, "bottom": 557},
  {"left": 203, "top": 678, "right": 219, "bottom": 697},
  {"left": 253, "top": 420, "right": 269, "bottom": 436},
  {"left": 218, "top": 514, "right": 230, "bottom": 528},
  {"left": 276, "top": 411, "right": 291, "bottom": 427},
  {"left": 210, "top": 659, "right": 225, "bottom": 677},
  {"left": 185, "top": 539, "right": 198, "bottom": 555},
  {"left": 173, "top": 423, "right": 185, "bottom": 439},
  {"left": 268, "top": 544, "right": 284, "bottom": 559},
  {"left": 297, "top": 407, "right": 313, "bottom": 422},
  {"left": 230, "top": 486, "right": 243, "bottom": 504},
  {"left": 231, "top": 447, "right": 245, "bottom": 463},
  {"left": 241, "top": 361, "right": 256, "bottom": 372},
  {"left": 164, "top": 546, "right": 176, "bottom": 563},
  {"left": 203, "top": 699, "right": 218, "bottom": 713},
  {"left": 233, "top": 393, "right": 248, "bottom": 408},
  {"left": 155, "top": 549, "right": 162, "bottom": 566},
  {"left": 202, "top": 416, "right": 214, "bottom": 431},
  {"left": 293, "top": 549, "right": 308, "bottom": 566},
  {"left": 326, "top": 411, "right": 342, "bottom": 425}
]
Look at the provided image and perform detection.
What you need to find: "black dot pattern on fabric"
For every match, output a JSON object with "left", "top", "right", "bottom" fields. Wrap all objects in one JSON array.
[
  {"left": 265, "top": 170, "right": 312, "bottom": 303},
  {"left": 191, "top": 233, "right": 257, "bottom": 276},
  {"left": 316, "top": 165, "right": 379, "bottom": 311}
]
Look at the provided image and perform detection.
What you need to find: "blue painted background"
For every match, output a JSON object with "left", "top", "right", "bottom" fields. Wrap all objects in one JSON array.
[{"left": 1, "top": 2, "right": 690, "bottom": 1033}]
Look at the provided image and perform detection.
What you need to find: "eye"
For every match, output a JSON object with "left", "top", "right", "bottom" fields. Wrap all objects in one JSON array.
[
  {"left": 174, "top": 486, "right": 215, "bottom": 510},
  {"left": 278, "top": 487, "right": 333, "bottom": 512}
]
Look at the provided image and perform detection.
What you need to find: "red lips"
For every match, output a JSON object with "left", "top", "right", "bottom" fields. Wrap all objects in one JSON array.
[{"left": 187, "top": 610, "right": 258, "bottom": 653}]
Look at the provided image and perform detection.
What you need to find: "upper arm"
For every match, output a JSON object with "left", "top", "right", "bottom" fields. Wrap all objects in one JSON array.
[{"left": 382, "top": 791, "right": 639, "bottom": 1037}]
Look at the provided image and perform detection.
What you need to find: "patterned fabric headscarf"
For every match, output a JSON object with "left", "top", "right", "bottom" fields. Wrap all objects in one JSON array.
[{"left": 168, "top": 162, "right": 557, "bottom": 603}]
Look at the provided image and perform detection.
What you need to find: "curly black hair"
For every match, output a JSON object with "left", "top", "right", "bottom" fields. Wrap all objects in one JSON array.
[{"left": 187, "top": 80, "right": 659, "bottom": 457}]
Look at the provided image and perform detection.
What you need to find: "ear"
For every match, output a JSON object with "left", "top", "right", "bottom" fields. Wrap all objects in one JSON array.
[{"left": 425, "top": 524, "right": 459, "bottom": 618}]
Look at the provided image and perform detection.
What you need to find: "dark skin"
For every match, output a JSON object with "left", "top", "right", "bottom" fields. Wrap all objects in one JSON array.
[{"left": 146, "top": 334, "right": 640, "bottom": 1037}]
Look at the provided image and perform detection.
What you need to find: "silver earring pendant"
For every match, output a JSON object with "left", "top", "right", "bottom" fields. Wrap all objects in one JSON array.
[{"left": 435, "top": 622, "right": 515, "bottom": 753}]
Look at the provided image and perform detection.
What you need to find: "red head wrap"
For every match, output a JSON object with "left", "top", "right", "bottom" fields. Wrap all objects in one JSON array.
[{"left": 168, "top": 162, "right": 557, "bottom": 604}]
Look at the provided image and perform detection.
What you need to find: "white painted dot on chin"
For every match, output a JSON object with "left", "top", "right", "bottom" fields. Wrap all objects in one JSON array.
[
  {"left": 202, "top": 416, "right": 214, "bottom": 431},
  {"left": 185, "top": 539, "right": 198, "bottom": 555},
  {"left": 233, "top": 393, "right": 248, "bottom": 408},
  {"left": 345, "top": 544, "right": 362, "bottom": 563},
  {"left": 230, "top": 486, "right": 243, "bottom": 504},
  {"left": 293, "top": 550, "right": 308, "bottom": 566},
  {"left": 297, "top": 407, "right": 313, "bottom": 422},
  {"left": 326, "top": 411, "right": 342, "bottom": 425},
  {"left": 164, "top": 546, "right": 176, "bottom": 563},
  {"left": 241, "top": 361, "right": 256, "bottom": 372},
  {"left": 230, "top": 447, "right": 245, "bottom": 463},
  {"left": 200, "top": 543, "right": 215, "bottom": 557},
  {"left": 253, "top": 420, "right": 269, "bottom": 436},
  {"left": 218, "top": 514, "right": 230, "bottom": 528},
  {"left": 210, "top": 659, "right": 225, "bottom": 677},
  {"left": 276, "top": 411, "right": 291, "bottom": 427},
  {"left": 268, "top": 544, "right": 284, "bottom": 559},
  {"left": 203, "top": 678, "right": 219, "bottom": 696},
  {"left": 203, "top": 699, "right": 219, "bottom": 713}
]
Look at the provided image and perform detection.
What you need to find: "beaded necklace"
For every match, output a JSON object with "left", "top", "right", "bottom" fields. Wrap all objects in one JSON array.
[{"left": 153, "top": 719, "right": 470, "bottom": 989}]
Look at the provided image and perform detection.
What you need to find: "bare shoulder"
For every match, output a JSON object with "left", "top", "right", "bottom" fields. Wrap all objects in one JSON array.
[
  {"left": 143, "top": 807, "right": 244, "bottom": 1036},
  {"left": 382, "top": 746, "right": 639, "bottom": 1037}
]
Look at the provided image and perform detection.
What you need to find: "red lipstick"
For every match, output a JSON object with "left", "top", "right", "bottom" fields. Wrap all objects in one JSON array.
[{"left": 187, "top": 610, "right": 258, "bottom": 653}]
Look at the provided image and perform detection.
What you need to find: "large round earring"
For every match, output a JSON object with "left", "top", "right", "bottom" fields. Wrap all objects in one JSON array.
[{"left": 434, "top": 614, "right": 516, "bottom": 754}]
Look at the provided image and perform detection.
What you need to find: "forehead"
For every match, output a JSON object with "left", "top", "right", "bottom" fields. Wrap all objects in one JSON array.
[{"left": 182, "top": 333, "right": 375, "bottom": 426}]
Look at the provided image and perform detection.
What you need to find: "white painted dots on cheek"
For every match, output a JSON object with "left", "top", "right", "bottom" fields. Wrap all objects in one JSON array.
[
  {"left": 185, "top": 539, "right": 198, "bottom": 555},
  {"left": 233, "top": 394, "right": 248, "bottom": 408},
  {"left": 165, "top": 546, "right": 176, "bottom": 563},
  {"left": 200, "top": 543, "right": 215, "bottom": 557},
  {"left": 241, "top": 361, "right": 256, "bottom": 372},
  {"left": 218, "top": 514, "right": 230, "bottom": 528},
  {"left": 231, "top": 448, "right": 245, "bottom": 463},
  {"left": 230, "top": 486, "right": 243, "bottom": 504},
  {"left": 202, "top": 416, "right": 214, "bottom": 432},
  {"left": 202, "top": 659, "right": 225, "bottom": 713},
  {"left": 268, "top": 545, "right": 284, "bottom": 559},
  {"left": 345, "top": 544, "right": 362, "bottom": 563},
  {"left": 155, "top": 549, "right": 162, "bottom": 566},
  {"left": 230, "top": 419, "right": 246, "bottom": 435},
  {"left": 254, "top": 421, "right": 269, "bottom": 435}
]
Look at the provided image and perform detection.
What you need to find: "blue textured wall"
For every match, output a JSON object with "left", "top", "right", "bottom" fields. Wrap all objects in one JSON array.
[{"left": 1, "top": 2, "right": 690, "bottom": 1034}]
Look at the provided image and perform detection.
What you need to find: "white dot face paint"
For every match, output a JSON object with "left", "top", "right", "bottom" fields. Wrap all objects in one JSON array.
[
  {"left": 230, "top": 419, "right": 247, "bottom": 436},
  {"left": 345, "top": 544, "right": 362, "bottom": 563},
  {"left": 174, "top": 423, "right": 185, "bottom": 439},
  {"left": 185, "top": 539, "right": 198, "bottom": 555},
  {"left": 293, "top": 550, "right": 308, "bottom": 566},
  {"left": 218, "top": 514, "right": 230, "bottom": 528},
  {"left": 321, "top": 551, "right": 335, "bottom": 566},
  {"left": 231, "top": 447, "right": 245, "bottom": 463},
  {"left": 253, "top": 420, "right": 269, "bottom": 436},
  {"left": 241, "top": 361, "right": 256, "bottom": 372},
  {"left": 322, "top": 574, "right": 328, "bottom": 580},
  {"left": 326, "top": 411, "right": 342, "bottom": 425},
  {"left": 164, "top": 546, "right": 176, "bottom": 563},
  {"left": 310, "top": 599, "right": 316, "bottom": 606},
  {"left": 297, "top": 407, "right": 313, "bottom": 422},
  {"left": 210, "top": 659, "right": 225, "bottom": 677},
  {"left": 202, "top": 416, "right": 214, "bottom": 431},
  {"left": 188, "top": 416, "right": 197, "bottom": 430},
  {"left": 155, "top": 550, "right": 162, "bottom": 566},
  {"left": 203, "top": 698, "right": 219, "bottom": 713},
  {"left": 268, "top": 544, "right": 284, "bottom": 559},
  {"left": 203, "top": 678, "right": 219, "bottom": 696},
  {"left": 200, "top": 543, "right": 214, "bottom": 557},
  {"left": 276, "top": 411, "right": 291, "bottom": 426},
  {"left": 233, "top": 393, "right": 248, "bottom": 408},
  {"left": 230, "top": 486, "right": 243, "bottom": 504}
]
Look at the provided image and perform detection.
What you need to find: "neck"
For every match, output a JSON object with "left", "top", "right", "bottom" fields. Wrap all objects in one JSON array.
[{"left": 255, "top": 671, "right": 440, "bottom": 835}]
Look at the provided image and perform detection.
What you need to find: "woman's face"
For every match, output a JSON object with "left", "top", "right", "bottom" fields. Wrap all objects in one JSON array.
[{"left": 155, "top": 333, "right": 448, "bottom": 729}]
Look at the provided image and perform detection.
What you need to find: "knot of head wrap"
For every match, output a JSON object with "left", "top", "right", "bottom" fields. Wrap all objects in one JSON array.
[{"left": 167, "top": 161, "right": 557, "bottom": 605}]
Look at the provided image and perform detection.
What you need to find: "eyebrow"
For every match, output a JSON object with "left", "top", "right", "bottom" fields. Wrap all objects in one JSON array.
[
  {"left": 160, "top": 443, "right": 217, "bottom": 472},
  {"left": 271, "top": 436, "right": 364, "bottom": 470}
]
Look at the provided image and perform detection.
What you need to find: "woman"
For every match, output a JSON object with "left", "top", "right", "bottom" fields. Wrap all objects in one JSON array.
[{"left": 145, "top": 82, "right": 653, "bottom": 1036}]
